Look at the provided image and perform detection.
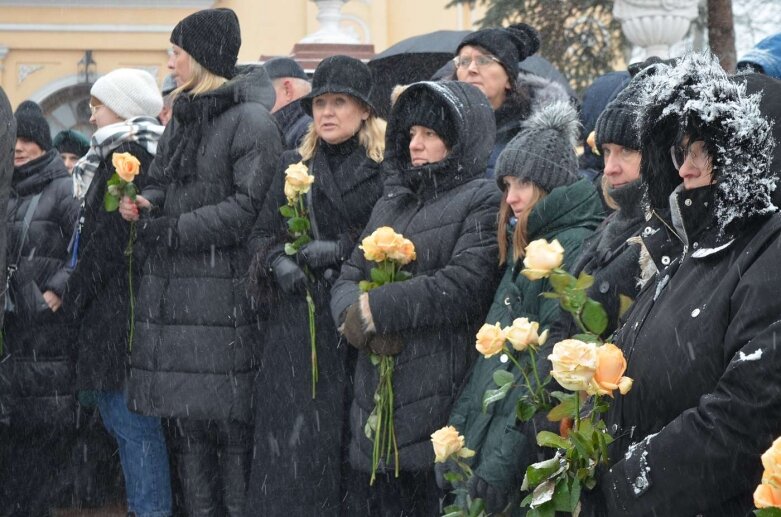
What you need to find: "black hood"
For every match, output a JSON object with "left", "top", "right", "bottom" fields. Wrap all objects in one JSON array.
[
  {"left": 207, "top": 64, "right": 276, "bottom": 112},
  {"left": 385, "top": 80, "right": 495, "bottom": 187},
  {"left": 636, "top": 52, "right": 776, "bottom": 234}
]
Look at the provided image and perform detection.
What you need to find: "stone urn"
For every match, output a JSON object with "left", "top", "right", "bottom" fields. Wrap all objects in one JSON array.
[
  {"left": 300, "top": 0, "right": 359, "bottom": 44},
  {"left": 613, "top": 0, "right": 699, "bottom": 59}
]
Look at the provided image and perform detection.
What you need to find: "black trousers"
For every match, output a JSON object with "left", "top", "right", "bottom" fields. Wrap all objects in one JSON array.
[{"left": 344, "top": 468, "right": 442, "bottom": 517}]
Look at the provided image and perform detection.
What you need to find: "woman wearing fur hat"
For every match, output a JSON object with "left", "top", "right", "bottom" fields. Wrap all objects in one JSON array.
[
  {"left": 440, "top": 101, "right": 602, "bottom": 515},
  {"left": 245, "top": 54, "right": 385, "bottom": 516},
  {"left": 0, "top": 100, "right": 81, "bottom": 515},
  {"left": 118, "top": 8, "right": 283, "bottom": 516},
  {"left": 63, "top": 68, "right": 170, "bottom": 517},
  {"left": 329, "top": 80, "right": 501, "bottom": 516},
  {"left": 452, "top": 23, "right": 541, "bottom": 178},
  {"left": 582, "top": 53, "right": 781, "bottom": 517}
]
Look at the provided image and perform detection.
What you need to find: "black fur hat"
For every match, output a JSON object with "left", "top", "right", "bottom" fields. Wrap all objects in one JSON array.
[
  {"left": 170, "top": 8, "right": 241, "bottom": 79},
  {"left": 300, "top": 55, "right": 375, "bottom": 116},
  {"left": 14, "top": 100, "right": 51, "bottom": 151},
  {"left": 456, "top": 24, "right": 540, "bottom": 85}
]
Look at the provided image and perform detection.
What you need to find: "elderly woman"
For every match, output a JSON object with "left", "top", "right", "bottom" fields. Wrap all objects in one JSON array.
[
  {"left": 452, "top": 23, "right": 540, "bottom": 177},
  {"left": 119, "top": 8, "right": 282, "bottom": 516},
  {"left": 246, "top": 55, "right": 386, "bottom": 516},
  {"left": 584, "top": 53, "right": 781, "bottom": 516},
  {"left": 330, "top": 80, "right": 501, "bottom": 516}
]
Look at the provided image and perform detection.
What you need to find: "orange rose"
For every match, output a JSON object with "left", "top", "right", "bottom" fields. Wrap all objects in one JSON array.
[
  {"left": 475, "top": 322, "right": 506, "bottom": 358},
  {"left": 755, "top": 483, "right": 781, "bottom": 508},
  {"left": 112, "top": 152, "right": 141, "bottom": 183},
  {"left": 387, "top": 237, "right": 417, "bottom": 265},
  {"left": 761, "top": 437, "right": 781, "bottom": 487},
  {"left": 587, "top": 343, "right": 633, "bottom": 397},
  {"left": 361, "top": 227, "right": 410, "bottom": 263}
]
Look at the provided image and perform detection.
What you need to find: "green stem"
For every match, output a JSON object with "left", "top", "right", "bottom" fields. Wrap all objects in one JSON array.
[
  {"left": 528, "top": 347, "right": 547, "bottom": 405},
  {"left": 504, "top": 346, "right": 533, "bottom": 394},
  {"left": 126, "top": 221, "right": 136, "bottom": 353},
  {"left": 307, "top": 290, "right": 317, "bottom": 399}
]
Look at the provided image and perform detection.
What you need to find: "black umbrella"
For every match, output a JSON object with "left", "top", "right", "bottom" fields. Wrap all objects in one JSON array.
[{"left": 368, "top": 30, "right": 471, "bottom": 118}]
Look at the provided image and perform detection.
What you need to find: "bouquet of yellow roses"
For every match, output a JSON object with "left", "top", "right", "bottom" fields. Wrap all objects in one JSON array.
[
  {"left": 278, "top": 162, "right": 318, "bottom": 398},
  {"left": 358, "top": 226, "right": 416, "bottom": 485}
]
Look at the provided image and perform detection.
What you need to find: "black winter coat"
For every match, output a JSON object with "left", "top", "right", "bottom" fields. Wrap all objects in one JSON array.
[
  {"left": 0, "top": 150, "right": 80, "bottom": 428},
  {"left": 331, "top": 81, "right": 501, "bottom": 473},
  {"left": 65, "top": 141, "right": 156, "bottom": 391},
  {"left": 0, "top": 87, "right": 13, "bottom": 333},
  {"left": 273, "top": 99, "right": 312, "bottom": 152},
  {"left": 246, "top": 135, "right": 384, "bottom": 515},
  {"left": 127, "top": 66, "right": 282, "bottom": 423}
]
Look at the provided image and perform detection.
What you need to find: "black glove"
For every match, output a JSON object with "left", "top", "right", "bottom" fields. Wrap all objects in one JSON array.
[
  {"left": 341, "top": 303, "right": 372, "bottom": 350},
  {"left": 368, "top": 333, "right": 404, "bottom": 356},
  {"left": 434, "top": 458, "right": 459, "bottom": 491},
  {"left": 468, "top": 475, "right": 509, "bottom": 514},
  {"left": 297, "top": 240, "right": 344, "bottom": 269},
  {"left": 271, "top": 255, "right": 308, "bottom": 295},
  {"left": 138, "top": 216, "right": 179, "bottom": 249}
]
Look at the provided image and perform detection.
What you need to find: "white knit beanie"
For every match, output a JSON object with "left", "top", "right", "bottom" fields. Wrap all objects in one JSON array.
[{"left": 90, "top": 68, "right": 163, "bottom": 120}]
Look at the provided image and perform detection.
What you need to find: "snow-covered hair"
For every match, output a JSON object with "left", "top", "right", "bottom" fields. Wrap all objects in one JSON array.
[{"left": 636, "top": 51, "right": 776, "bottom": 234}]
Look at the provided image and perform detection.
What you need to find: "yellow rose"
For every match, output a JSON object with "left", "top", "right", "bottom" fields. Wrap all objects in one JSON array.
[
  {"left": 755, "top": 483, "right": 781, "bottom": 508},
  {"left": 504, "top": 318, "right": 541, "bottom": 352},
  {"left": 761, "top": 437, "right": 781, "bottom": 487},
  {"left": 112, "top": 152, "right": 141, "bottom": 183},
  {"left": 548, "top": 339, "right": 598, "bottom": 392},
  {"left": 284, "top": 162, "right": 314, "bottom": 201},
  {"left": 361, "top": 227, "right": 403, "bottom": 263},
  {"left": 522, "top": 239, "right": 565, "bottom": 281},
  {"left": 387, "top": 237, "right": 417, "bottom": 265},
  {"left": 431, "top": 425, "right": 474, "bottom": 463},
  {"left": 475, "top": 322, "right": 506, "bottom": 358},
  {"left": 587, "top": 343, "right": 633, "bottom": 397}
]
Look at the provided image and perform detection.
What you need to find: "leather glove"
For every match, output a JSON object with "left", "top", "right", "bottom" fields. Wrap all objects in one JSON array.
[
  {"left": 341, "top": 302, "right": 372, "bottom": 350},
  {"left": 297, "top": 240, "right": 344, "bottom": 269},
  {"left": 434, "top": 458, "right": 459, "bottom": 491},
  {"left": 271, "top": 255, "right": 308, "bottom": 295},
  {"left": 468, "top": 475, "right": 509, "bottom": 515},
  {"left": 138, "top": 216, "right": 179, "bottom": 249},
  {"left": 368, "top": 333, "right": 404, "bottom": 356}
]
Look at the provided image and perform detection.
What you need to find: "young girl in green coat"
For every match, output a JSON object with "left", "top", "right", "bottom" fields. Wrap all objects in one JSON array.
[{"left": 441, "top": 101, "right": 603, "bottom": 514}]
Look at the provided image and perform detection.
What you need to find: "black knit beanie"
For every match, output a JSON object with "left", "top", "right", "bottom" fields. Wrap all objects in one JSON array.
[
  {"left": 399, "top": 87, "right": 457, "bottom": 149},
  {"left": 496, "top": 101, "right": 580, "bottom": 193},
  {"left": 170, "top": 8, "right": 241, "bottom": 79},
  {"left": 456, "top": 24, "right": 540, "bottom": 84},
  {"left": 53, "top": 129, "right": 90, "bottom": 157},
  {"left": 14, "top": 100, "right": 52, "bottom": 151}
]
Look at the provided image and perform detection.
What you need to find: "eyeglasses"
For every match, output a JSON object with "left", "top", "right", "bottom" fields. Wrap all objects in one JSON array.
[
  {"left": 670, "top": 140, "right": 710, "bottom": 171},
  {"left": 452, "top": 54, "right": 502, "bottom": 69},
  {"left": 88, "top": 103, "right": 103, "bottom": 116}
]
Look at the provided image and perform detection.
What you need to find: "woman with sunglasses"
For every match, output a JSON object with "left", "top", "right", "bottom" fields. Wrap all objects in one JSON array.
[
  {"left": 452, "top": 24, "right": 540, "bottom": 178},
  {"left": 582, "top": 53, "right": 781, "bottom": 516}
]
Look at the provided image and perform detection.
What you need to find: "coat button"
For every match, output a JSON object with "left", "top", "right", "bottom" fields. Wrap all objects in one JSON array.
[
  {"left": 599, "top": 281, "right": 610, "bottom": 294},
  {"left": 643, "top": 226, "right": 653, "bottom": 236},
  {"left": 661, "top": 256, "right": 670, "bottom": 265},
  {"left": 693, "top": 242, "right": 699, "bottom": 249},
  {"left": 691, "top": 308, "right": 700, "bottom": 317},
  {"left": 684, "top": 198, "right": 692, "bottom": 206},
  {"left": 504, "top": 297, "right": 510, "bottom": 306}
]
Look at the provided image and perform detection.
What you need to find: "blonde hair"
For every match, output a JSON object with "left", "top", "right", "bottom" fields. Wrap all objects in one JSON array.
[
  {"left": 497, "top": 183, "right": 547, "bottom": 266},
  {"left": 171, "top": 56, "right": 227, "bottom": 100},
  {"left": 298, "top": 112, "right": 386, "bottom": 163}
]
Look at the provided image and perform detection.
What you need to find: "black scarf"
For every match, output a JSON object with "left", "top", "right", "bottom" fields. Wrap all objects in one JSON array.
[{"left": 164, "top": 92, "right": 236, "bottom": 182}]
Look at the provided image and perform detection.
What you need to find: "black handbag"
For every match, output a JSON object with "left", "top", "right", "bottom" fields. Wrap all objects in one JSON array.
[{"left": 4, "top": 193, "right": 43, "bottom": 315}]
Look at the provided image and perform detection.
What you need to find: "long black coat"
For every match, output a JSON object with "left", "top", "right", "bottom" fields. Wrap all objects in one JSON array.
[
  {"left": 0, "top": 150, "right": 80, "bottom": 428},
  {"left": 246, "top": 136, "right": 384, "bottom": 515},
  {"left": 65, "top": 141, "right": 156, "bottom": 391},
  {"left": 330, "top": 81, "right": 500, "bottom": 473},
  {"left": 127, "top": 66, "right": 282, "bottom": 422},
  {"left": 0, "top": 87, "right": 14, "bottom": 334}
]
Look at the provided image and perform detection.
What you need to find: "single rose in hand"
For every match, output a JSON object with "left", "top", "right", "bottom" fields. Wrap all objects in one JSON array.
[
  {"left": 587, "top": 343, "right": 633, "bottom": 397},
  {"left": 431, "top": 425, "right": 474, "bottom": 463},
  {"left": 475, "top": 322, "right": 506, "bottom": 358},
  {"left": 522, "top": 238, "right": 565, "bottom": 280},
  {"left": 548, "top": 339, "right": 598, "bottom": 392},
  {"left": 284, "top": 162, "right": 314, "bottom": 202},
  {"left": 112, "top": 152, "right": 141, "bottom": 183}
]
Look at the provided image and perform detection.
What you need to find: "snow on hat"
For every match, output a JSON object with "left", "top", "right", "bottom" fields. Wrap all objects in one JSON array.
[
  {"left": 496, "top": 101, "right": 580, "bottom": 193},
  {"left": 300, "top": 55, "right": 376, "bottom": 116},
  {"left": 170, "top": 8, "right": 241, "bottom": 80},
  {"left": 14, "top": 100, "right": 52, "bottom": 151},
  {"left": 456, "top": 24, "right": 540, "bottom": 84},
  {"left": 263, "top": 57, "right": 309, "bottom": 81},
  {"left": 53, "top": 129, "right": 90, "bottom": 157},
  {"left": 91, "top": 68, "right": 163, "bottom": 120}
]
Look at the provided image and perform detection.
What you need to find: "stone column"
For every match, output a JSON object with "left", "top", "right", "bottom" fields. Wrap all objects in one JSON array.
[{"left": 613, "top": 0, "right": 699, "bottom": 59}]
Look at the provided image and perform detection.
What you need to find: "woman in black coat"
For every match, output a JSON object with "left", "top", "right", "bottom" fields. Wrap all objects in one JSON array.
[
  {"left": 245, "top": 55, "right": 386, "bottom": 517},
  {"left": 330, "top": 81, "right": 501, "bottom": 516},
  {"left": 0, "top": 101, "right": 80, "bottom": 515},
  {"left": 584, "top": 53, "right": 781, "bottom": 517}
]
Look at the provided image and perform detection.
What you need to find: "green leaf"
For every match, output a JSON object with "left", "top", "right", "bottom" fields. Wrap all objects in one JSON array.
[
  {"left": 287, "top": 216, "right": 310, "bottom": 234},
  {"left": 103, "top": 193, "right": 119, "bottom": 212},
  {"left": 292, "top": 234, "right": 311, "bottom": 249},
  {"left": 551, "top": 476, "right": 572, "bottom": 512},
  {"left": 358, "top": 280, "right": 377, "bottom": 293},
  {"left": 395, "top": 270, "right": 413, "bottom": 282},
  {"left": 575, "top": 271, "right": 595, "bottom": 290},
  {"left": 493, "top": 369, "right": 515, "bottom": 387},
  {"left": 522, "top": 455, "right": 565, "bottom": 489},
  {"left": 596, "top": 427, "right": 610, "bottom": 464},
  {"left": 581, "top": 299, "right": 608, "bottom": 336},
  {"left": 571, "top": 333, "right": 601, "bottom": 344},
  {"left": 106, "top": 172, "right": 121, "bottom": 186},
  {"left": 546, "top": 395, "right": 577, "bottom": 422},
  {"left": 755, "top": 509, "right": 781, "bottom": 517},
  {"left": 521, "top": 492, "right": 534, "bottom": 508},
  {"left": 443, "top": 471, "right": 463, "bottom": 484},
  {"left": 536, "top": 430, "right": 570, "bottom": 450},
  {"left": 549, "top": 271, "right": 574, "bottom": 293},
  {"left": 569, "top": 478, "right": 582, "bottom": 512},
  {"left": 569, "top": 430, "right": 594, "bottom": 459},
  {"left": 370, "top": 267, "right": 390, "bottom": 285},
  {"left": 279, "top": 205, "right": 295, "bottom": 218},
  {"left": 481, "top": 382, "right": 511, "bottom": 413},
  {"left": 467, "top": 498, "right": 485, "bottom": 517},
  {"left": 441, "top": 507, "right": 464, "bottom": 517},
  {"left": 123, "top": 182, "right": 137, "bottom": 200},
  {"left": 284, "top": 243, "right": 298, "bottom": 256},
  {"left": 527, "top": 500, "right": 555, "bottom": 517},
  {"left": 516, "top": 399, "right": 537, "bottom": 422}
]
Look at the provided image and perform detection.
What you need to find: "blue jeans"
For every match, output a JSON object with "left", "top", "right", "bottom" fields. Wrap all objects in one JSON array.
[{"left": 96, "top": 390, "right": 172, "bottom": 517}]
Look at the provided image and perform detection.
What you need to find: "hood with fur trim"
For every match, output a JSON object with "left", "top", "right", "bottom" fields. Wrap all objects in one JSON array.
[{"left": 636, "top": 52, "right": 776, "bottom": 235}]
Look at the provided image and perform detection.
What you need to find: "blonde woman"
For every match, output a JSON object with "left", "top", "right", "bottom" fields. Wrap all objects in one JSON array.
[
  {"left": 118, "top": 8, "right": 283, "bottom": 516},
  {"left": 246, "top": 55, "right": 386, "bottom": 516}
]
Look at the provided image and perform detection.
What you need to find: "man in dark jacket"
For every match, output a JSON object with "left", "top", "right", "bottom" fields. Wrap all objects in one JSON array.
[{"left": 264, "top": 57, "right": 312, "bottom": 150}]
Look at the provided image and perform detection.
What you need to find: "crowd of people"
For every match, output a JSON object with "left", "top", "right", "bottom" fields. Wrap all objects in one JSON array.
[{"left": 1, "top": 6, "right": 781, "bottom": 517}]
